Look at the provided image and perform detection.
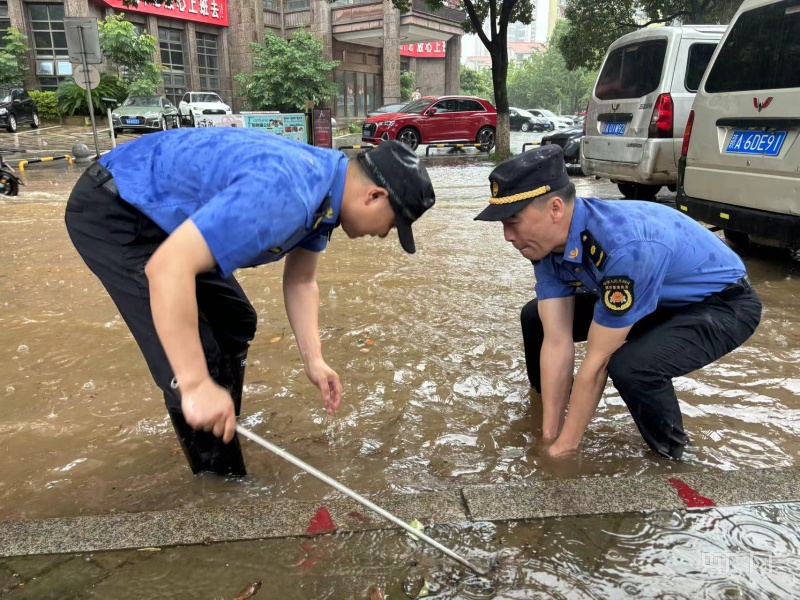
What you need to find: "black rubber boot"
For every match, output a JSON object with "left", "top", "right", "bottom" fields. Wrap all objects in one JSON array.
[
  {"left": 168, "top": 349, "right": 249, "bottom": 477},
  {"left": 168, "top": 409, "right": 247, "bottom": 477}
]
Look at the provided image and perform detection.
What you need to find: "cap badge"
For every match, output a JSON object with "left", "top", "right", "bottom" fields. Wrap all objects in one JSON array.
[
  {"left": 568, "top": 248, "right": 579, "bottom": 259},
  {"left": 491, "top": 181, "right": 499, "bottom": 197}
]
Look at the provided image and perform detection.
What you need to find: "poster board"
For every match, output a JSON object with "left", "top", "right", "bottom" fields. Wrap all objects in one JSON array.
[
  {"left": 192, "top": 111, "right": 308, "bottom": 144},
  {"left": 313, "top": 108, "right": 333, "bottom": 148}
]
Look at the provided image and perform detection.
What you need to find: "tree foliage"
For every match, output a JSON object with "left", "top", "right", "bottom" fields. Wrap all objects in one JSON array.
[
  {"left": 235, "top": 31, "right": 339, "bottom": 112},
  {"left": 98, "top": 14, "right": 162, "bottom": 95},
  {"left": 558, "top": 0, "right": 741, "bottom": 70},
  {"left": 28, "top": 91, "right": 61, "bottom": 121},
  {"left": 460, "top": 66, "right": 494, "bottom": 103},
  {"left": 401, "top": 71, "right": 415, "bottom": 102},
  {"left": 0, "top": 29, "right": 30, "bottom": 87},
  {"left": 56, "top": 72, "right": 129, "bottom": 116},
  {"left": 509, "top": 21, "right": 596, "bottom": 113}
]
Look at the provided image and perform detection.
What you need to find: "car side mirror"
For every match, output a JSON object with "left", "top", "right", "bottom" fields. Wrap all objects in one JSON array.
[{"left": 426, "top": 108, "right": 437, "bottom": 116}]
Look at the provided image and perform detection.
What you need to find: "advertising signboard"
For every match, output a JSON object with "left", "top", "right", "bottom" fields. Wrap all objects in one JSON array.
[
  {"left": 193, "top": 112, "right": 308, "bottom": 144},
  {"left": 313, "top": 108, "right": 332, "bottom": 148}
]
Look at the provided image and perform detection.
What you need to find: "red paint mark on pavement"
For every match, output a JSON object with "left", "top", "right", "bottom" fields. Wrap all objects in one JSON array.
[
  {"left": 668, "top": 477, "right": 716, "bottom": 508},
  {"left": 347, "top": 510, "right": 368, "bottom": 522},
  {"left": 306, "top": 506, "right": 336, "bottom": 535}
]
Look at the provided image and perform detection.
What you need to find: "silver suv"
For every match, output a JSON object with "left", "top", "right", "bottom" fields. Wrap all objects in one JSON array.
[{"left": 582, "top": 25, "right": 724, "bottom": 200}]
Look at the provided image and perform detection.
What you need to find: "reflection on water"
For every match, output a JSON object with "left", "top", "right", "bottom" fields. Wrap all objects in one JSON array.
[
  {"left": 1, "top": 155, "right": 799, "bottom": 520},
  {"left": 3, "top": 502, "right": 798, "bottom": 598}
]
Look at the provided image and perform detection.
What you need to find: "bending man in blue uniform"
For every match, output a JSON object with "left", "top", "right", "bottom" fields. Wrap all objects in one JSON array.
[
  {"left": 65, "top": 129, "right": 435, "bottom": 476},
  {"left": 475, "top": 146, "right": 761, "bottom": 459}
]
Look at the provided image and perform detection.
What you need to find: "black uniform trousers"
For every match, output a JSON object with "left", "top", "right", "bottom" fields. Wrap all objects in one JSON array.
[
  {"left": 64, "top": 165, "right": 258, "bottom": 411},
  {"left": 520, "top": 285, "right": 762, "bottom": 459}
]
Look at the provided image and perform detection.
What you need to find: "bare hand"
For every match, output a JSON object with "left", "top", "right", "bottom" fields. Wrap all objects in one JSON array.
[
  {"left": 180, "top": 377, "right": 237, "bottom": 443},
  {"left": 305, "top": 358, "right": 342, "bottom": 414}
]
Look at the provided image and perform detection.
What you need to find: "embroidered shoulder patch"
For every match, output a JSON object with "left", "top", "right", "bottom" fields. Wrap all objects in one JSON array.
[
  {"left": 602, "top": 277, "right": 634, "bottom": 314},
  {"left": 581, "top": 230, "right": 608, "bottom": 269}
]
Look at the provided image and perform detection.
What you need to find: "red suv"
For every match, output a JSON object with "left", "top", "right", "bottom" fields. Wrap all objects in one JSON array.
[{"left": 362, "top": 95, "right": 497, "bottom": 151}]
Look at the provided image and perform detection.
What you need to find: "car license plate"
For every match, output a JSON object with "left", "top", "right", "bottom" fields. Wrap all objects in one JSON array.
[
  {"left": 725, "top": 130, "right": 786, "bottom": 156},
  {"left": 601, "top": 122, "right": 626, "bottom": 135},
  {"left": 126, "top": 119, "right": 140, "bottom": 125}
]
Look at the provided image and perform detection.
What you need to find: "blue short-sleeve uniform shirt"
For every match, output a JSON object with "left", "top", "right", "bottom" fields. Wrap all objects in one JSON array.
[
  {"left": 534, "top": 197, "right": 746, "bottom": 328},
  {"left": 99, "top": 128, "right": 347, "bottom": 278}
]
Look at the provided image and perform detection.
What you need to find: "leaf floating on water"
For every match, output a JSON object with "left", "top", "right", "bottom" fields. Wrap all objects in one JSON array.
[
  {"left": 269, "top": 336, "right": 282, "bottom": 343},
  {"left": 136, "top": 547, "right": 161, "bottom": 552},
  {"left": 417, "top": 580, "right": 430, "bottom": 598},
  {"left": 407, "top": 518, "right": 424, "bottom": 541},
  {"left": 232, "top": 580, "right": 262, "bottom": 600},
  {"left": 365, "top": 339, "right": 375, "bottom": 346},
  {"left": 360, "top": 348, "right": 370, "bottom": 353},
  {"left": 367, "top": 584, "right": 386, "bottom": 600}
]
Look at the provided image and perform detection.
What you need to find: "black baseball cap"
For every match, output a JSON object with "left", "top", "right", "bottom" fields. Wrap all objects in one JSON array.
[
  {"left": 356, "top": 140, "right": 435, "bottom": 253},
  {"left": 474, "top": 145, "right": 570, "bottom": 221}
]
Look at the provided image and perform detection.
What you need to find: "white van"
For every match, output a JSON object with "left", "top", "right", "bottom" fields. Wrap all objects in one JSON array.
[
  {"left": 581, "top": 25, "right": 725, "bottom": 200},
  {"left": 677, "top": 0, "right": 799, "bottom": 250}
]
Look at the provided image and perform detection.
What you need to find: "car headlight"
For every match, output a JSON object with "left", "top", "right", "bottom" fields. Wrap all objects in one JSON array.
[
  {"left": 378, "top": 121, "right": 395, "bottom": 127},
  {"left": 0, "top": 108, "right": 7, "bottom": 115},
  {"left": 112, "top": 112, "right": 119, "bottom": 118},
  {"left": 144, "top": 112, "right": 159, "bottom": 119}
]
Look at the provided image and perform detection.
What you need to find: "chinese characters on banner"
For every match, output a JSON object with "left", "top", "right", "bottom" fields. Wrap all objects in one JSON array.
[
  {"left": 399, "top": 41, "right": 447, "bottom": 58},
  {"left": 94, "top": 0, "right": 229, "bottom": 27}
]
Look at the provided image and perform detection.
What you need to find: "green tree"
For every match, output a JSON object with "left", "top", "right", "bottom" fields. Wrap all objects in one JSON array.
[
  {"left": 460, "top": 66, "right": 494, "bottom": 103},
  {"left": 0, "top": 28, "right": 30, "bottom": 87},
  {"left": 56, "top": 72, "right": 129, "bottom": 115},
  {"left": 558, "top": 0, "right": 740, "bottom": 70},
  {"left": 509, "top": 21, "right": 596, "bottom": 114},
  {"left": 235, "top": 31, "right": 339, "bottom": 112},
  {"left": 400, "top": 71, "right": 415, "bottom": 102},
  {"left": 98, "top": 13, "right": 161, "bottom": 94}
]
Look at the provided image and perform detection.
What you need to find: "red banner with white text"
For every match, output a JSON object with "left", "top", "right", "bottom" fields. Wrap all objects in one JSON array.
[
  {"left": 94, "top": 0, "right": 229, "bottom": 27},
  {"left": 400, "top": 41, "right": 447, "bottom": 58}
]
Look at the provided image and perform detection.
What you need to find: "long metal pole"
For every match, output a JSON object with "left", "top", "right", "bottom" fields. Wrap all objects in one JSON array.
[
  {"left": 236, "top": 424, "right": 487, "bottom": 576},
  {"left": 78, "top": 26, "right": 100, "bottom": 158}
]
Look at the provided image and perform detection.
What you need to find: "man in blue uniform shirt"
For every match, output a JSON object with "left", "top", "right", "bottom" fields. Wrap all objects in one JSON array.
[
  {"left": 475, "top": 146, "right": 761, "bottom": 459},
  {"left": 65, "top": 128, "right": 435, "bottom": 476}
]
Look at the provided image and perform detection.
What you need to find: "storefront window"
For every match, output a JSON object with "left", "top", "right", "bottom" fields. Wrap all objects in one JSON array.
[
  {"left": 29, "top": 4, "right": 69, "bottom": 91},
  {"left": 287, "top": 0, "right": 310, "bottom": 10},
  {"left": 332, "top": 70, "right": 382, "bottom": 117},
  {"left": 159, "top": 27, "right": 186, "bottom": 106},
  {"left": 196, "top": 32, "right": 220, "bottom": 92},
  {"left": 0, "top": 1, "right": 10, "bottom": 46},
  {"left": 334, "top": 70, "right": 345, "bottom": 118}
]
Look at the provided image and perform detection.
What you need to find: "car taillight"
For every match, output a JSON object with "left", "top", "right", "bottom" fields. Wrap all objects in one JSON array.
[
  {"left": 648, "top": 93, "right": 673, "bottom": 138},
  {"left": 681, "top": 110, "right": 695, "bottom": 157}
]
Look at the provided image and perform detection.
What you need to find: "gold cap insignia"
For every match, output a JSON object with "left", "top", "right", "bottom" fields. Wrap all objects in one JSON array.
[
  {"left": 491, "top": 181, "right": 499, "bottom": 197},
  {"left": 568, "top": 248, "right": 579, "bottom": 259}
]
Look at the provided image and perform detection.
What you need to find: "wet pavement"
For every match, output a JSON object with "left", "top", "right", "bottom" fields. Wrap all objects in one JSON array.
[{"left": 1, "top": 127, "right": 799, "bottom": 597}]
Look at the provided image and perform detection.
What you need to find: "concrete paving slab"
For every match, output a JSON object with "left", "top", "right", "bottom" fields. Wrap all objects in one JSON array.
[
  {"left": 0, "top": 491, "right": 465, "bottom": 558},
  {"left": 0, "top": 567, "right": 19, "bottom": 594},
  {"left": 462, "top": 475, "right": 684, "bottom": 521},
  {"left": 2, "top": 556, "right": 104, "bottom": 600},
  {"left": 676, "top": 467, "right": 800, "bottom": 509},
  {"left": 0, "top": 555, "right": 70, "bottom": 580}
]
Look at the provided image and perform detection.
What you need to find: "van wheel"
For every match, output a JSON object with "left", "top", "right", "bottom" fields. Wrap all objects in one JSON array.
[
  {"left": 618, "top": 183, "right": 661, "bottom": 200},
  {"left": 724, "top": 229, "right": 750, "bottom": 248}
]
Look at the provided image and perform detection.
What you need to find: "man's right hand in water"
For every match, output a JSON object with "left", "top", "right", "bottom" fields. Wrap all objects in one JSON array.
[{"left": 181, "top": 377, "right": 237, "bottom": 443}]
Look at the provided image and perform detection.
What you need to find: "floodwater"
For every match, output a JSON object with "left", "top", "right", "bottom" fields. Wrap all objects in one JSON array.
[{"left": 1, "top": 134, "right": 799, "bottom": 527}]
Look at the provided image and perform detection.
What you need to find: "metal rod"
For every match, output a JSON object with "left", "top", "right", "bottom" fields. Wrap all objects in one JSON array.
[{"left": 236, "top": 424, "right": 487, "bottom": 576}]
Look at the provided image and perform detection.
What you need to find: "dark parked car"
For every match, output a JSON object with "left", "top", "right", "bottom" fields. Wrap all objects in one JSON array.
[
  {"left": 367, "top": 102, "right": 408, "bottom": 117},
  {"left": 0, "top": 87, "right": 40, "bottom": 133},
  {"left": 362, "top": 95, "right": 497, "bottom": 151},
  {"left": 509, "top": 107, "right": 537, "bottom": 131},
  {"left": 541, "top": 126, "right": 584, "bottom": 174}
]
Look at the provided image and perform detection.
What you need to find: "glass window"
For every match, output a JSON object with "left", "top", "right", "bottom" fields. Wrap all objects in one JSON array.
[
  {"left": 365, "top": 72, "right": 374, "bottom": 113},
  {"left": 0, "top": 1, "right": 10, "bottom": 46},
  {"left": 373, "top": 73, "right": 382, "bottom": 107},
  {"left": 432, "top": 99, "right": 457, "bottom": 113},
  {"left": 334, "top": 70, "right": 345, "bottom": 117},
  {"left": 705, "top": 0, "right": 800, "bottom": 93},
  {"left": 29, "top": 3, "right": 70, "bottom": 90},
  {"left": 159, "top": 27, "right": 186, "bottom": 106},
  {"left": 196, "top": 32, "right": 220, "bottom": 92},
  {"left": 262, "top": 0, "right": 278, "bottom": 9},
  {"left": 345, "top": 71, "right": 355, "bottom": 117},
  {"left": 287, "top": 0, "right": 310, "bottom": 10},
  {"left": 355, "top": 72, "right": 365, "bottom": 116},
  {"left": 457, "top": 99, "right": 485, "bottom": 112},
  {"left": 684, "top": 43, "right": 717, "bottom": 92},
  {"left": 595, "top": 40, "right": 667, "bottom": 100}
]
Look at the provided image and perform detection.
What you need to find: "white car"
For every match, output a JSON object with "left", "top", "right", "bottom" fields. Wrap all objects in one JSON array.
[
  {"left": 528, "top": 109, "right": 573, "bottom": 130},
  {"left": 178, "top": 92, "right": 232, "bottom": 127}
]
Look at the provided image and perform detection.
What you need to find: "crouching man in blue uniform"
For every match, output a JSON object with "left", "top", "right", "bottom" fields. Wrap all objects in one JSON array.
[
  {"left": 475, "top": 146, "right": 761, "bottom": 459},
  {"left": 65, "top": 129, "right": 435, "bottom": 476}
]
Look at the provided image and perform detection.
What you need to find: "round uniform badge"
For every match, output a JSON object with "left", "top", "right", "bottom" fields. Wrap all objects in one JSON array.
[
  {"left": 491, "top": 181, "right": 499, "bottom": 197},
  {"left": 602, "top": 276, "right": 634, "bottom": 314}
]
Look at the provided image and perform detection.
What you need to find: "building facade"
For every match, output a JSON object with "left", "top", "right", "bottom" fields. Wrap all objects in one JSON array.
[{"left": 3, "top": 0, "right": 465, "bottom": 117}]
